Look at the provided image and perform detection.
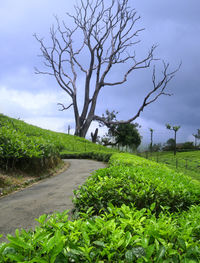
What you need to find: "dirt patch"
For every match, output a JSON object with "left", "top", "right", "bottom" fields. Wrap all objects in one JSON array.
[{"left": 0, "top": 161, "right": 70, "bottom": 197}]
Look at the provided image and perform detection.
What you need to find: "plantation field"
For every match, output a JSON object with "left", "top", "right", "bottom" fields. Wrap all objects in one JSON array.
[
  {"left": 138, "top": 150, "right": 200, "bottom": 181},
  {"left": 0, "top": 114, "right": 115, "bottom": 156},
  {"left": 1, "top": 114, "right": 200, "bottom": 261},
  {"left": 0, "top": 114, "right": 115, "bottom": 169},
  {"left": 0, "top": 114, "right": 115, "bottom": 195},
  {"left": 1, "top": 153, "right": 200, "bottom": 261}
]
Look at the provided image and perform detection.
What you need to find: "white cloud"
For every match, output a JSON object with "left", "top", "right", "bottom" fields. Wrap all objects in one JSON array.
[
  {"left": 0, "top": 84, "right": 75, "bottom": 133},
  {"left": 0, "top": 85, "right": 71, "bottom": 117},
  {"left": 24, "top": 117, "right": 74, "bottom": 133},
  {"left": 0, "top": 86, "right": 54, "bottom": 110}
]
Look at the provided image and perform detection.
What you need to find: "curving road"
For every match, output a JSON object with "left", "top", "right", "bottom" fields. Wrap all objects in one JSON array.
[{"left": 0, "top": 159, "right": 106, "bottom": 242}]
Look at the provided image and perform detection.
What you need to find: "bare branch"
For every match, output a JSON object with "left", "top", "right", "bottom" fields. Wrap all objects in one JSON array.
[
  {"left": 34, "top": 67, "right": 54, "bottom": 76},
  {"left": 57, "top": 102, "right": 73, "bottom": 111},
  {"left": 93, "top": 62, "right": 181, "bottom": 125}
]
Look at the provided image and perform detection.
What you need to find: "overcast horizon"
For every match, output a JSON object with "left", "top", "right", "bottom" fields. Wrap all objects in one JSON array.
[{"left": 0, "top": 0, "right": 200, "bottom": 147}]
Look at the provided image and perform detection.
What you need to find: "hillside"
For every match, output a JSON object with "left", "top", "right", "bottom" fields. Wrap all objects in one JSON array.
[
  {"left": 0, "top": 114, "right": 115, "bottom": 163},
  {"left": 0, "top": 114, "right": 115, "bottom": 195}
]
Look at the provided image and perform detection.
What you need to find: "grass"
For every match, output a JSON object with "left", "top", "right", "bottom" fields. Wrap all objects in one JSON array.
[
  {"left": 0, "top": 114, "right": 115, "bottom": 156},
  {"left": 137, "top": 150, "right": 200, "bottom": 182}
]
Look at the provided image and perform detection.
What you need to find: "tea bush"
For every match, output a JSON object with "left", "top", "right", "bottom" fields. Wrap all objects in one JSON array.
[
  {"left": 0, "top": 114, "right": 115, "bottom": 171},
  {"left": 60, "top": 151, "right": 112, "bottom": 162},
  {"left": 1, "top": 204, "right": 200, "bottom": 262},
  {"left": 73, "top": 154, "right": 200, "bottom": 215},
  {"left": 0, "top": 120, "right": 61, "bottom": 171}
]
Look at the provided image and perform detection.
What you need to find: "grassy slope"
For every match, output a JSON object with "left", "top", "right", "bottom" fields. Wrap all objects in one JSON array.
[
  {"left": 0, "top": 114, "right": 115, "bottom": 155},
  {"left": 138, "top": 150, "right": 200, "bottom": 181},
  {"left": 0, "top": 114, "right": 115, "bottom": 195}
]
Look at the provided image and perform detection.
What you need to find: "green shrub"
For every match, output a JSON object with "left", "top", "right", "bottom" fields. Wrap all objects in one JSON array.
[
  {"left": 0, "top": 114, "right": 115, "bottom": 171},
  {"left": 60, "top": 151, "right": 112, "bottom": 162},
  {"left": 1, "top": 205, "right": 200, "bottom": 262},
  {"left": 73, "top": 154, "right": 200, "bottom": 215}
]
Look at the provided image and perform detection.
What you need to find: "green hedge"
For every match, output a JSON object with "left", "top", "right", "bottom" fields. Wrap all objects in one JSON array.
[
  {"left": 0, "top": 118, "right": 61, "bottom": 171},
  {"left": 60, "top": 151, "right": 113, "bottom": 162},
  {"left": 0, "top": 114, "right": 116, "bottom": 171},
  {"left": 1, "top": 204, "right": 200, "bottom": 262},
  {"left": 73, "top": 153, "right": 200, "bottom": 215}
]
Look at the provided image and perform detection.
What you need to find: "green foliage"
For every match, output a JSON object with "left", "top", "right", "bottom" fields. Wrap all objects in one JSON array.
[
  {"left": 114, "top": 123, "right": 141, "bottom": 148},
  {"left": 163, "top": 138, "right": 175, "bottom": 151},
  {"left": 60, "top": 151, "right": 112, "bottom": 162},
  {"left": 166, "top": 124, "right": 181, "bottom": 132},
  {"left": 151, "top": 143, "right": 162, "bottom": 152},
  {"left": 101, "top": 122, "right": 141, "bottom": 149},
  {"left": 1, "top": 117, "right": 200, "bottom": 261},
  {"left": 0, "top": 114, "right": 116, "bottom": 171},
  {"left": 0, "top": 115, "right": 60, "bottom": 158},
  {"left": 138, "top": 150, "right": 200, "bottom": 182},
  {"left": 73, "top": 153, "right": 200, "bottom": 215},
  {"left": 182, "top": 141, "right": 195, "bottom": 150},
  {"left": 98, "top": 110, "right": 141, "bottom": 148},
  {"left": 1, "top": 205, "right": 200, "bottom": 262}
]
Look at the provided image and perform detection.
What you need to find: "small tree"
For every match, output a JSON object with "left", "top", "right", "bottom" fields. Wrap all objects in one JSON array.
[
  {"left": 193, "top": 129, "right": 200, "bottom": 147},
  {"left": 114, "top": 123, "right": 141, "bottom": 150},
  {"left": 149, "top": 128, "right": 154, "bottom": 152},
  {"left": 98, "top": 113, "right": 141, "bottom": 150},
  {"left": 166, "top": 124, "right": 180, "bottom": 155},
  {"left": 163, "top": 138, "right": 175, "bottom": 151},
  {"left": 97, "top": 110, "right": 119, "bottom": 146},
  {"left": 152, "top": 143, "right": 162, "bottom": 152}
]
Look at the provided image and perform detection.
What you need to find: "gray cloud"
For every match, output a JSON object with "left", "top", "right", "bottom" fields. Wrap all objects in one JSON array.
[{"left": 0, "top": 0, "right": 199, "bottom": 144}]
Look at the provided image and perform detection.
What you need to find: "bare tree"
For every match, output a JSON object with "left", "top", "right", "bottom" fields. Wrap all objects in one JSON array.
[{"left": 35, "top": 0, "right": 180, "bottom": 138}]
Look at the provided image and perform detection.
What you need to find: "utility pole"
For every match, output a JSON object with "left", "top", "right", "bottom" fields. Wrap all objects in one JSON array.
[{"left": 68, "top": 125, "right": 70, "bottom": 135}]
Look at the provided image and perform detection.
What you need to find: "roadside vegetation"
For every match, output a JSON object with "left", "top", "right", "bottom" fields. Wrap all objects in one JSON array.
[
  {"left": 0, "top": 114, "right": 115, "bottom": 195},
  {"left": 1, "top": 153, "right": 200, "bottom": 261}
]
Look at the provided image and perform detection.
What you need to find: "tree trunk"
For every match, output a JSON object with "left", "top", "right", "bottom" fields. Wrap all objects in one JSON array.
[
  {"left": 91, "top": 128, "right": 98, "bottom": 143},
  {"left": 74, "top": 118, "right": 92, "bottom": 138},
  {"left": 174, "top": 131, "right": 177, "bottom": 156}
]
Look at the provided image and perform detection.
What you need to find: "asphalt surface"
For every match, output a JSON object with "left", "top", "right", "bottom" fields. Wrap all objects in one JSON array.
[{"left": 0, "top": 159, "right": 106, "bottom": 242}]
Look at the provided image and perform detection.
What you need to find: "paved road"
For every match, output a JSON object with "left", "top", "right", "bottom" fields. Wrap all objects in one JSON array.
[{"left": 0, "top": 159, "right": 106, "bottom": 242}]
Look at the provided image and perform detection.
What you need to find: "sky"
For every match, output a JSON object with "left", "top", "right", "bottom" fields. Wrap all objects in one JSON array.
[{"left": 0, "top": 0, "right": 200, "bottom": 147}]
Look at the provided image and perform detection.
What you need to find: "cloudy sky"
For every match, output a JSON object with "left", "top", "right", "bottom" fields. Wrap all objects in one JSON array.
[{"left": 0, "top": 0, "right": 200, "bottom": 146}]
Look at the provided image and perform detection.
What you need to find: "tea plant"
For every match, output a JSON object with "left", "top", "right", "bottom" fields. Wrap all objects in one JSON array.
[
  {"left": 73, "top": 154, "right": 200, "bottom": 215},
  {"left": 1, "top": 114, "right": 200, "bottom": 261},
  {"left": 0, "top": 114, "right": 115, "bottom": 171},
  {"left": 0, "top": 204, "right": 200, "bottom": 262}
]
